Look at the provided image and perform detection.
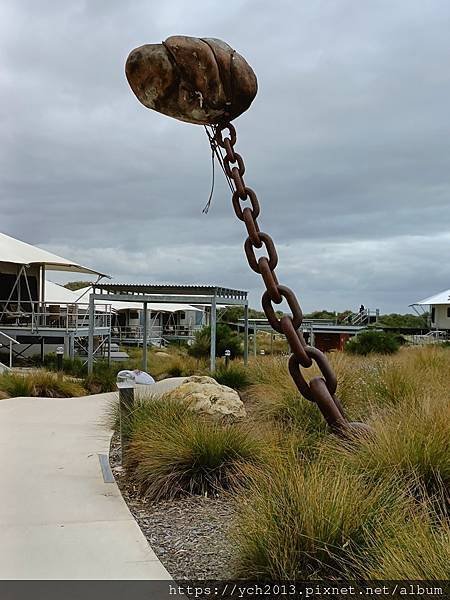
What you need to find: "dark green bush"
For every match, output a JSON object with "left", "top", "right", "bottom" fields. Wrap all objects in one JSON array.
[
  {"left": 213, "top": 363, "right": 250, "bottom": 390},
  {"left": 83, "top": 360, "right": 118, "bottom": 393},
  {"left": 188, "top": 324, "right": 242, "bottom": 358},
  {"left": 345, "top": 330, "right": 402, "bottom": 355},
  {"left": 41, "top": 353, "right": 87, "bottom": 377},
  {"left": 167, "top": 364, "right": 183, "bottom": 377}
]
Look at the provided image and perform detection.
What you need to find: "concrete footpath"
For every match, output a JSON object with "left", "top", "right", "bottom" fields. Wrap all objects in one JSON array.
[{"left": 0, "top": 391, "right": 171, "bottom": 580}]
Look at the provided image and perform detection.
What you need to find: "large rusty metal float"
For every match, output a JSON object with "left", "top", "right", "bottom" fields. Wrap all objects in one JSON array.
[{"left": 126, "top": 35, "right": 370, "bottom": 436}]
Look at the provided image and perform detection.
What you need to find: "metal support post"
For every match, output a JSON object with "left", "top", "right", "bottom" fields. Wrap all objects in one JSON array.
[
  {"left": 253, "top": 322, "right": 257, "bottom": 357},
  {"left": 210, "top": 293, "right": 217, "bottom": 372},
  {"left": 107, "top": 334, "right": 112, "bottom": 366},
  {"left": 69, "top": 335, "right": 75, "bottom": 360},
  {"left": 142, "top": 302, "right": 148, "bottom": 370},
  {"left": 243, "top": 302, "right": 249, "bottom": 366},
  {"left": 87, "top": 294, "right": 95, "bottom": 375},
  {"left": 40, "top": 266, "right": 46, "bottom": 326}
]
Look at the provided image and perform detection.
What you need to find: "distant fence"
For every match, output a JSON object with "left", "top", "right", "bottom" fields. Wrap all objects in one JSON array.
[{"left": 407, "top": 330, "right": 448, "bottom": 345}]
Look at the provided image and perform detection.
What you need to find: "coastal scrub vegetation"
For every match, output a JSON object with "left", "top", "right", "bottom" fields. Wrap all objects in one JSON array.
[{"left": 116, "top": 345, "right": 449, "bottom": 580}]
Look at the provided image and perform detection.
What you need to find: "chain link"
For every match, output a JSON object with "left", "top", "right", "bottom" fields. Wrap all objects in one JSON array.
[{"left": 215, "top": 121, "right": 370, "bottom": 436}]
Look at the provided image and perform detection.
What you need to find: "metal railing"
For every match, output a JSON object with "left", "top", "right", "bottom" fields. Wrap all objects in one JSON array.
[
  {"left": 351, "top": 308, "right": 380, "bottom": 326},
  {"left": 112, "top": 325, "right": 202, "bottom": 345},
  {"left": 0, "top": 330, "right": 20, "bottom": 368},
  {"left": 409, "top": 330, "right": 448, "bottom": 345},
  {"left": 0, "top": 300, "right": 112, "bottom": 333}
]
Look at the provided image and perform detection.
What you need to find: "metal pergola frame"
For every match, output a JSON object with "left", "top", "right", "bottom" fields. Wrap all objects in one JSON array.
[{"left": 87, "top": 284, "right": 249, "bottom": 374}]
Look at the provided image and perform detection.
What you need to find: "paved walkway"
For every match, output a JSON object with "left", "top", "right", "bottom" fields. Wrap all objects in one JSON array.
[{"left": 0, "top": 391, "right": 171, "bottom": 580}]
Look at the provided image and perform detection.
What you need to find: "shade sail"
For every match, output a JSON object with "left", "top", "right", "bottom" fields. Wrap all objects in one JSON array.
[
  {"left": 45, "top": 281, "right": 82, "bottom": 304},
  {"left": 0, "top": 232, "right": 107, "bottom": 276},
  {"left": 413, "top": 289, "right": 450, "bottom": 306}
]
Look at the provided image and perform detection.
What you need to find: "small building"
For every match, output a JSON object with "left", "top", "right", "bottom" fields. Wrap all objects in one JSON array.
[
  {"left": 412, "top": 289, "right": 450, "bottom": 331},
  {"left": 0, "top": 232, "right": 109, "bottom": 363},
  {"left": 76, "top": 286, "right": 205, "bottom": 346},
  {"left": 238, "top": 317, "right": 365, "bottom": 354}
]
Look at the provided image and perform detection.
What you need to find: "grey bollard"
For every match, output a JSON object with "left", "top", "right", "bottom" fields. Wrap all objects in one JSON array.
[
  {"left": 116, "top": 372, "right": 135, "bottom": 463},
  {"left": 56, "top": 346, "right": 64, "bottom": 371},
  {"left": 224, "top": 348, "right": 231, "bottom": 369}
]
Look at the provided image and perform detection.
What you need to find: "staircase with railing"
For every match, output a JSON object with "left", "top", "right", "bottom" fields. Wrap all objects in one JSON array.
[
  {"left": 350, "top": 308, "right": 380, "bottom": 326},
  {"left": 0, "top": 330, "right": 20, "bottom": 370}
]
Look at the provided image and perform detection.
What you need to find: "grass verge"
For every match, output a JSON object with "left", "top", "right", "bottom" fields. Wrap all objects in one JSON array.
[{"left": 0, "top": 370, "right": 86, "bottom": 398}]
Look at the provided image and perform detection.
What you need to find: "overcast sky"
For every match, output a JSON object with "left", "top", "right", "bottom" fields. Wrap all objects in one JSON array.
[{"left": 1, "top": 0, "right": 449, "bottom": 313}]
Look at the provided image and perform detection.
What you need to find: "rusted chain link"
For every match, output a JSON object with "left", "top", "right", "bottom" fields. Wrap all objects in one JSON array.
[{"left": 215, "top": 121, "right": 370, "bottom": 436}]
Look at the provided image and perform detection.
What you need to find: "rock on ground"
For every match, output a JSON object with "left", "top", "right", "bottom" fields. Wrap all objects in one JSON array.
[{"left": 164, "top": 375, "right": 246, "bottom": 419}]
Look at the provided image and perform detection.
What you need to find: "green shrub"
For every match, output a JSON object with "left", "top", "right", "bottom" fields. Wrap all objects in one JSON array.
[
  {"left": 188, "top": 324, "right": 242, "bottom": 358},
  {"left": 166, "top": 364, "right": 183, "bottom": 377},
  {"left": 345, "top": 330, "right": 402, "bottom": 355},
  {"left": 41, "top": 353, "right": 87, "bottom": 377},
  {"left": 213, "top": 363, "right": 250, "bottom": 390},
  {"left": 83, "top": 361, "right": 118, "bottom": 393},
  {"left": 124, "top": 396, "right": 265, "bottom": 500}
]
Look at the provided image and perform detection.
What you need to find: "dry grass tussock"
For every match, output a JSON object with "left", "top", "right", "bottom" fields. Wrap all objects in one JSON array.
[
  {"left": 233, "top": 346, "right": 450, "bottom": 579},
  {"left": 0, "top": 370, "right": 86, "bottom": 398},
  {"left": 126, "top": 346, "right": 209, "bottom": 380},
  {"left": 122, "top": 395, "right": 270, "bottom": 501}
]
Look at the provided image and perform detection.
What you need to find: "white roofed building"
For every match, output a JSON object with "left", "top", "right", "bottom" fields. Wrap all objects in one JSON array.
[
  {"left": 74, "top": 285, "right": 205, "bottom": 347},
  {"left": 412, "top": 289, "right": 450, "bottom": 331},
  {"left": 0, "top": 232, "right": 110, "bottom": 364},
  {"left": 0, "top": 233, "right": 249, "bottom": 372}
]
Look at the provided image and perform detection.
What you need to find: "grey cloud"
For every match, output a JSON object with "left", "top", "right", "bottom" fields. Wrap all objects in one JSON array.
[{"left": 1, "top": 0, "right": 449, "bottom": 313}]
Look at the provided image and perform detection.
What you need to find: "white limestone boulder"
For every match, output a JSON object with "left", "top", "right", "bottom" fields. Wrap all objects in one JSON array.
[{"left": 164, "top": 375, "right": 246, "bottom": 419}]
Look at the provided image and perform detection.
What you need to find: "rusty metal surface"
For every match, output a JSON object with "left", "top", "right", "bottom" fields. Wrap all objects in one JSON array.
[
  {"left": 214, "top": 122, "right": 371, "bottom": 437},
  {"left": 126, "top": 36, "right": 257, "bottom": 125}
]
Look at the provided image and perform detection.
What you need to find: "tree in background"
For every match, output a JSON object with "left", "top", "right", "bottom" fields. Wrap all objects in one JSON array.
[
  {"left": 377, "top": 312, "right": 429, "bottom": 329},
  {"left": 64, "top": 281, "right": 92, "bottom": 291},
  {"left": 188, "top": 324, "right": 243, "bottom": 358},
  {"left": 304, "top": 310, "right": 336, "bottom": 320},
  {"left": 218, "top": 306, "right": 266, "bottom": 323}
]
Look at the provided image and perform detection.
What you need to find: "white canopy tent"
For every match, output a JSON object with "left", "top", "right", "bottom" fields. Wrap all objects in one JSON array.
[
  {"left": 0, "top": 232, "right": 107, "bottom": 276},
  {"left": 44, "top": 281, "right": 83, "bottom": 305},
  {"left": 0, "top": 232, "right": 107, "bottom": 320}
]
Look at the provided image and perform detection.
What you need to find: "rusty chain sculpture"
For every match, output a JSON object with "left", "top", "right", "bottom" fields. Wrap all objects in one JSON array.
[
  {"left": 212, "top": 122, "right": 369, "bottom": 436},
  {"left": 126, "top": 35, "right": 370, "bottom": 436}
]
